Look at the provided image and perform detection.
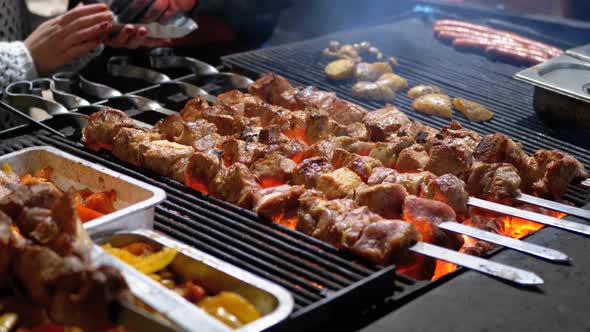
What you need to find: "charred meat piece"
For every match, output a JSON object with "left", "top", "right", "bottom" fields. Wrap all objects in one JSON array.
[
  {"left": 317, "top": 168, "right": 365, "bottom": 199},
  {"left": 393, "top": 171, "right": 437, "bottom": 195},
  {"left": 334, "top": 122, "right": 370, "bottom": 141},
  {"left": 294, "top": 86, "right": 367, "bottom": 125},
  {"left": 217, "top": 90, "right": 290, "bottom": 126},
  {"left": 270, "top": 138, "right": 308, "bottom": 161},
  {"left": 402, "top": 195, "right": 464, "bottom": 250},
  {"left": 354, "top": 62, "right": 393, "bottom": 82},
  {"left": 453, "top": 97, "right": 493, "bottom": 122},
  {"left": 421, "top": 174, "right": 469, "bottom": 218},
  {"left": 154, "top": 115, "right": 220, "bottom": 152},
  {"left": 112, "top": 127, "right": 161, "bottom": 166},
  {"left": 530, "top": 150, "right": 589, "bottom": 199},
  {"left": 179, "top": 96, "right": 210, "bottom": 120},
  {"left": 367, "top": 167, "right": 399, "bottom": 185},
  {"left": 253, "top": 185, "right": 306, "bottom": 222},
  {"left": 396, "top": 144, "right": 430, "bottom": 172},
  {"left": 407, "top": 85, "right": 443, "bottom": 100},
  {"left": 336, "top": 152, "right": 384, "bottom": 182},
  {"left": 363, "top": 105, "right": 411, "bottom": 142},
  {"left": 297, "top": 194, "right": 356, "bottom": 237},
  {"left": 81, "top": 108, "right": 136, "bottom": 150},
  {"left": 350, "top": 219, "right": 420, "bottom": 266},
  {"left": 185, "top": 150, "right": 223, "bottom": 194},
  {"left": 292, "top": 157, "right": 333, "bottom": 188},
  {"left": 250, "top": 153, "right": 297, "bottom": 187},
  {"left": 463, "top": 162, "right": 521, "bottom": 201},
  {"left": 220, "top": 138, "right": 268, "bottom": 167},
  {"left": 209, "top": 163, "right": 261, "bottom": 208},
  {"left": 355, "top": 183, "right": 408, "bottom": 219},
  {"left": 247, "top": 73, "right": 297, "bottom": 109},
  {"left": 303, "top": 138, "right": 336, "bottom": 162},
  {"left": 396, "top": 121, "right": 438, "bottom": 151},
  {"left": 426, "top": 121, "right": 481, "bottom": 176},
  {"left": 306, "top": 112, "right": 335, "bottom": 144},
  {"left": 138, "top": 140, "right": 195, "bottom": 182},
  {"left": 412, "top": 93, "right": 453, "bottom": 118},
  {"left": 257, "top": 125, "right": 290, "bottom": 145},
  {"left": 199, "top": 106, "right": 249, "bottom": 136},
  {"left": 369, "top": 137, "right": 415, "bottom": 168}
]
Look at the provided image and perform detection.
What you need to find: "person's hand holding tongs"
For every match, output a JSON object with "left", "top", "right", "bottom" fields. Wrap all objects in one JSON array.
[{"left": 83, "top": 0, "right": 198, "bottom": 49}]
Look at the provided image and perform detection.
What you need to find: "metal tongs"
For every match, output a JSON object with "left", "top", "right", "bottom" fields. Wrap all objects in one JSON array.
[{"left": 83, "top": 0, "right": 198, "bottom": 39}]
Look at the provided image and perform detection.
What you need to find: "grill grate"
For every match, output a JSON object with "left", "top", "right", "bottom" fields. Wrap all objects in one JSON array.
[
  {"left": 0, "top": 133, "right": 406, "bottom": 329},
  {"left": 222, "top": 15, "right": 590, "bottom": 205}
]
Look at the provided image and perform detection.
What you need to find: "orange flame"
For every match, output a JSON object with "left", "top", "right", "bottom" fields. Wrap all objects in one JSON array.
[
  {"left": 259, "top": 176, "right": 286, "bottom": 189},
  {"left": 430, "top": 207, "right": 566, "bottom": 281},
  {"left": 271, "top": 213, "right": 298, "bottom": 230},
  {"left": 185, "top": 174, "right": 209, "bottom": 195},
  {"left": 283, "top": 128, "right": 310, "bottom": 145}
]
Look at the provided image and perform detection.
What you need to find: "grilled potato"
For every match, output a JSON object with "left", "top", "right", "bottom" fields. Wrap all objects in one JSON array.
[
  {"left": 412, "top": 93, "right": 452, "bottom": 118},
  {"left": 377, "top": 73, "right": 408, "bottom": 92},
  {"left": 352, "top": 81, "right": 395, "bottom": 101},
  {"left": 354, "top": 62, "right": 392, "bottom": 82},
  {"left": 407, "top": 85, "right": 443, "bottom": 100},
  {"left": 453, "top": 97, "right": 494, "bottom": 122},
  {"left": 325, "top": 59, "right": 356, "bottom": 80}
]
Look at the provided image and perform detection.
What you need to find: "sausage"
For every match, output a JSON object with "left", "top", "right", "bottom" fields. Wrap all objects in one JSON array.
[{"left": 485, "top": 45, "right": 548, "bottom": 65}]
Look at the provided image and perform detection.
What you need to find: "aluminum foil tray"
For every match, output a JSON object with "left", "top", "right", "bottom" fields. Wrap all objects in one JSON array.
[
  {"left": 95, "top": 229, "right": 294, "bottom": 332},
  {"left": 0, "top": 146, "right": 166, "bottom": 235}
]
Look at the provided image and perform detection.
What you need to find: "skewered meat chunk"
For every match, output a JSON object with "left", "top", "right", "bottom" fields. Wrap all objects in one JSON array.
[
  {"left": 303, "top": 138, "right": 336, "bottom": 162},
  {"left": 218, "top": 90, "right": 291, "bottom": 126},
  {"left": 306, "top": 112, "right": 335, "bottom": 143},
  {"left": 180, "top": 96, "right": 210, "bottom": 120},
  {"left": 331, "top": 207, "right": 384, "bottom": 249},
  {"left": 363, "top": 105, "right": 411, "bottom": 142},
  {"left": 154, "top": 115, "right": 221, "bottom": 152},
  {"left": 396, "top": 144, "right": 430, "bottom": 172},
  {"left": 253, "top": 185, "right": 306, "bottom": 221},
  {"left": 354, "top": 62, "right": 392, "bottom": 82},
  {"left": 185, "top": 150, "right": 223, "bottom": 194},
  {"left": 396, "top": 121, "right": 438, "bottom": 151},
  {"left": 292, "top": 157, "right": 333, "bottom": 188},
  {"left": 81, "top": 108, "right": 135, "bottom": 150},
  {"left": 334, "top": 122, "right": 370, "bottom": 141},
  {"left": 403, "top": 196, "right": 464, "bottom": 250},
  {"left": 426, "top": 121, "right": 481, "bottom": 176},
  {"left": 463, "top": 162, "right": 521, "bottom": 201},
  {"left": 317, "top": 168, "right": 365, "bottom": 199},
  {"left": 412, "top": 93, "right": 453, "bottom": 118},
  {"left": 210, "top": 163, "right": 261, "bottom": 208},
  {"left": 257, "top": 125, "right": 290, "bottom": 145},
  {"left": 355, "top": 183, "right": 408, "bottom": 219},
  {"left": 530, "top": 150, "right": 588, "bottom": 199},
  {"left": 138, "top": 140, "right": 194, "bottom": 182},
  {"left": 336, "top": 152, "right": 384, "bottom": 182},
  {"left": 421, "top": 174, "right": 469, "bottom": 218},
  {"left": 112, "top": 127, "right": 161, "bottom": 166},
  {"left": 352, "top": 81, "right": 395, "bottom": 101},
  {"left": 407, "top": 85, "right": 443, "bottom": 100},
  {"left": 220, "top": 138, "right": 268, "bottom": 166},
  {"left": 270, "top": 138, "right": 308, "bottom": 161},
  {"left": 297, "top": 194, "right": 356, "bottom": 237},
  {"left": 367, "top": 167, "right": 399, "bottom": 185},
  {"left": 350, "top": 219, "right": 420, "bottom": 266},
  {"left": 345, "top": 140, "right": 375, "bottom": 156},
  {"left": 294, "top": 86, "right": 368, "bottom": 125},
  {"left": 250, "top": 153, "right": 297, "bottom": 187},
  {"left": 465, "top": 208, "right": 506, "bottom": 235},
  {"left": 0, "top": 182, "right": 62, "bottom": 219},
  {"left": 369, "top": 137, "right": 415, "bottom": 168},
  {"left": 200, "top": 106, "right": 250, "bottom": 136},
  {"left": 392, "top": 171, "right": 437, "bottom": 195},
  {"left": 247, "top": 73, "right": 297, "bottom": 109}
]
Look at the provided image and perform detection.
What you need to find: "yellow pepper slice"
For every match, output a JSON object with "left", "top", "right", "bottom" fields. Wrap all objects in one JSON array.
[
  {"left": 103, "top": 244, "right": 177, "bottom": 274},
  {"left": 2, "top": 163, "right": 12, "bottom": 173},
  {"left": 198, "top": 292, "right": 261, "bottom": 329}
]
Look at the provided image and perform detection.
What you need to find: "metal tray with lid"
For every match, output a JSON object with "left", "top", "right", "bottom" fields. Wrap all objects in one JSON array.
[
  {"left": 94, "top": 229, "right": 295, "bottom": 332},
  {"left": 514, "top": 53, "right": 590, "bottom": 128},
  {"left": 0, "top": 146, "right": 166, "bottom": 235}
]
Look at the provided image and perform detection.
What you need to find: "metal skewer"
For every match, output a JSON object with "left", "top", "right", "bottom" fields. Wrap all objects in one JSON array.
[
  {"left": 468, "top": 197, "right": 590, "bottom": 236},
  {"left": 515, "top": 193, "right": 590, "bottom": 221},
  {"left": 410, "top": 242, "right": 544, "bottom": 286},
  {"left": 439, "top": 222, "right": 570, "bottom": 263}
]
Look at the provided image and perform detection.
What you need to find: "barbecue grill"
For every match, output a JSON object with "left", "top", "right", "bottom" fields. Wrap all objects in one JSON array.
[{"left": 2, "top": 4, "right": 590, "bottom": 331}]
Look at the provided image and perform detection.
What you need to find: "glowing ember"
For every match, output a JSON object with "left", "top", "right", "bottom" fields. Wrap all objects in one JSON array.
[
  {"left": 428, "top": 207, "right": 567, "bottom": 281},
  {"left": 185, "top": 175, "right": 209, "bottom": 195},
  {"left": 311, "top": 281, "right": 324, "bottom": 289},
  {"left": 291, "top": 151, "right": 305, "bottom": 164},
  {"left": 272, "top": 214, "right": 298, "bottom": 229},
  {"left": 283, "top": 128, "right": 310, "bottom": 145},
  {"left": 259, "top": 176, "right": 285, "bottom": 189}
]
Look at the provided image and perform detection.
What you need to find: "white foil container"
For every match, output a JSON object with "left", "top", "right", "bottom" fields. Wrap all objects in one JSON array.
[{"left": 0, "top": 146, "right": 166, "bottom": 235}]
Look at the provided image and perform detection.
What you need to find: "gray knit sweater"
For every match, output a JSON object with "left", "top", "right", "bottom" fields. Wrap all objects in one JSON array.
[{"left": 0, "top": 0, "right": 102, "bottom": 89}]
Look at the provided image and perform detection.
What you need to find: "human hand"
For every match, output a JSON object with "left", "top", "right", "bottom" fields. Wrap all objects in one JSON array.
[{"left": 24, "top": 4, "right": 113, "bottom": 75}]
